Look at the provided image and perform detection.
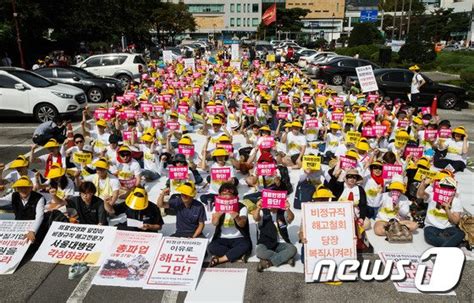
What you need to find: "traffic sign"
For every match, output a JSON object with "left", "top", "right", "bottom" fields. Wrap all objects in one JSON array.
[{"left": 360, "top": 10, "right": 378, "bottom": 23}]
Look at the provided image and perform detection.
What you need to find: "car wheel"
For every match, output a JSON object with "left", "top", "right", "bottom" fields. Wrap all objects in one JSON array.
[
  {"left": 331, "top": 74, "right": 344, "bottom": 86},
  {"left": 88, "top": 87, "right": 104, "bottom": 103},
  {"left": 117, "top": 74, "right": 132, "bottom": 87},
  {"left": 438, "top": 93, "right": 458, "bottom": 109},
  {"left": 34, "top": 103, "right": 58, "bottom": 123}
]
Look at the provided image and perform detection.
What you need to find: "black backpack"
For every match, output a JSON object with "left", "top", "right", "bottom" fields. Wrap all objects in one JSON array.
[
  {"left": 277, "top": 165, "right": 293, "bottom": 195},
  {"left": 294, "top": 179, "right": 316, "bottom": 209}
]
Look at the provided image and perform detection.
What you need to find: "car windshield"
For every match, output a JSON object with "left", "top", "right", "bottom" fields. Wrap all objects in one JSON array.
[
  {"left": 10, "top": 70, "right": 55, "bottom": 87},
  {"left": 69, "top": 67, "right": 97, "bottom": 79}
]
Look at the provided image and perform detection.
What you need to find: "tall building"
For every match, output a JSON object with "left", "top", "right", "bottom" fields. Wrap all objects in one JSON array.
[
  {"left": 439, "top": 0, "right": 473, "bottom": 13},
  {"left": 163, "top": 0, "right": 262, "bottom": 38},
  {"left": 285, "top": 0, "right": 345, "bottom": 42}
]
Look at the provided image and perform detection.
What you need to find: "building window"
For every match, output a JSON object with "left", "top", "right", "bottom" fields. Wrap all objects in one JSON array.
[
  {"left": 188, "top": 4, "right": 224, "bottom": 13},
  {"left": 230, "top": 3, "right": 234, "bottom": 12},
  {"left": 252, "top": 18, "right": 259, "bottom": 26},
  {"left": 236, "top": 3, "right": 241, "bottom": 12},
  {"left": 336, "top": 3, "right": 339, "bottom": 12},
  {"left": 247, "top": 18, "right": 250, "bottom": 27},
  {"left": 237, "top": 18, "right": 241, "bottom": 26},
  {"left": 314, "top": 10, "right": 321, "bottom": 12},
  {"left": 323, "top": 10, "right": 329, "bottom": 12},
  {"left": 252, "top": 4, "right": 258, "bottom": 13},
  {"left": 230, "top": 18, "right": 235, "bottom": 27}
]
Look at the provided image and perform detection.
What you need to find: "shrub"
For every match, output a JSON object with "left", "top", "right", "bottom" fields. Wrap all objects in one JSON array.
[
  {"left": 348, "top": 23, "right": 383, "bottom": 47},
  {"left": 460, "top": 67, "right": 474, "bottom": 84},
  {"left": 399, "top": 39, "right": 436, "bottom": 64}
]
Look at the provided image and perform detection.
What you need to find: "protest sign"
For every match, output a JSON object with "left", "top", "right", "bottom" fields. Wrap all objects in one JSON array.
[
  {"left": 382, "top": 164, "right": 403, "bottom": 180},
  {"left": 345, "top": 131, "right": 362, "bottom": 145},
  {"left": 32, "top": 222, "right": 116, "bottom": 266},
  {"left": 259, "top": 137, "right": 275, "bottom": 149},
  {"left": 373, "top": 125, "right": 387, "bottom": 137},
  {"left": 230, "top": 61, "right": 241, "bottom": 71},
  {"left": 355, "top": 65, "right": 378, "bottom": 93},
  {"left": 231, "top": 44, "right": 239, "bottom": 61},
  {"left": 94, "top": 108, "right": 111, "bottom": 120},
  {"left": 0, "top": 220, "right": 34, "bottom": 274},
  {"left": 140, "top": 103, "right": 153, "bottom": 113},
  {"left": 145, "top": 237, "right": 207, "bottom": 291},
  {"left": 122, "top": 131, "right": 138, "bottom": 143},
  {"left": 92, "top": 231, "right": 162, "bottom": 288},
  {"left": 184, "top": 58, "right": 195, "bottom": 71},
  {"left": 343, "top": 115, "right": 356, "bottom": 125},
  {"left": 72, "top": 152, "right": 92, "bottom": 165},
  {"left": 166, "top": 121, "right": 180, "bottom": 131},
  {"left": 305, "top": 119, "right": 319, "bottom": 129},
  {"left": 433, "top": 182, "right": 456, "bottom": 205},
  {"left": 243, "top": 105, "right": 257, "bottom": 116},
  {"left": 262, "top": 189, "right": 287, "bottom": 209},
  {"left": 216, "top": 143, "right": 233, "bottom": 153},
  {"left": 362, "top": 126, "right": 375, "bottom": 138},
  {"left": 152, "top": 118, "right": 164, "bottom": 129},
  {"left": 178, "top": 145, "right": 195, "bottom": 157},
  {"left": 153, "top": 104, "right": 165, "bottom": 113},
  {"left": 397, "top": 119, "right": 409, "bottom": 128},
  {"left": 169, "top": 166, "right": 189, "bottom": 180},
  {"left": 266, "top": 54, "right": 275, "bottom": 62},
  {"left": 379, "top": 252, "right": 455, "bottom": 295},
  {"left": 303, "top": 202, "right": 356, "bottom": 282},
  {"left": 331, "top": 112, "right": 344, "bottom": 121},
  {"left": 215, "top": 196, "right": 239, "bottom": 213},
  {"left": 276, "top": 111, "right": 288, "bottom": 119},
  {"left": 211, "top": 167, "right": 231, "bottom": 182},
  {"left": 438, "top": 128, "right": 452, "bottom": 139},
  {"left": 424, "top": 129, "right": 438, "bottom": 141},
  {"left": 302, "top": 155, "right": 321, "bottom": 171},
  {"left": 361, "top": 112, "right": 375, "bottom": 123},
  {"left": 340, "top": 156, "right": 357, "bottom": 169},
  {"left": 256, "top": 163, "right": 277, "bottom": 176},
  {"left": 163, "top": 51, "right": 173, "bottom": 64},
  {"left": 178, "top": 105, "right": 189, "bottom": 115},
  {"left": 404, "top": 147, "right": 424, "bottom": 159},
  {"left": 414, "top": 168, "right": 438, "bottom": 182}
]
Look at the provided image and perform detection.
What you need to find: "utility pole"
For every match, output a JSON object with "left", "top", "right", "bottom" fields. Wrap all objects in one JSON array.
[
  {"left": 391, "top": 0, "right": 398, "bottom": 41},
  {"left": 399, "top": 0, "right": 405, "bottom": 40},
  {"left": 11, "top": 0, "right": 25, "bottom": 68},
  {"left": 406, "top": 0, "right": 413, "bottom": 37}
]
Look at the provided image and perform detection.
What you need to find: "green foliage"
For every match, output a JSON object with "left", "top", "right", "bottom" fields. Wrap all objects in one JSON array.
[
  {"left": 335, "top": 45, "right": 380, "bottom": 60},
  {"left": 398, "top": 33, "right": 436, "bottom": 64},
  {"left": 348, "top": 23, "right": 383, "bottom": 47},
  {"left": 460, "top": 67, "right": 474, "bottom": 85}
]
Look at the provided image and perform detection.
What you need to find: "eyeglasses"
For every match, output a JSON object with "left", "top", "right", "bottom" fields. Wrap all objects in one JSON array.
[
  {"left": 119, "top": 153, "right": 131, "bottom": 157},
  {"left": 346, "top": 174, "right": 358, "bottom": 179}
]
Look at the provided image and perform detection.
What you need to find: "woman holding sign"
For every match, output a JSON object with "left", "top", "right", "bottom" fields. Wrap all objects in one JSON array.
[
  {"left": 208, "top": 183, "right": 252, "bottom": 266},
  {"left": 417, "top": 176, "right": 465, "bottom": 247},
  {"left": 434, "top": 126, "right": 469, "bottom": 172}
]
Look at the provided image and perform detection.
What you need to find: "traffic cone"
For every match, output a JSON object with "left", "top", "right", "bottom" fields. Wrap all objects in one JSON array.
[
  {"left": 431, "top": 95, "right": 438, "bottom": 116},
  {"left": 66, "top": 122, "right": 74, "bottom": 149}
]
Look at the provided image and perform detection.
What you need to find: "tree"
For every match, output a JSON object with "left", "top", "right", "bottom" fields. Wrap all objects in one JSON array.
[
  {"left": 379, "top": 0, "right": 425, "bottom": 15},
  {"left": 348, "top": 23, "right": 383, "bottom": 47},
  {"left": 257, "top": 7, "right": 310, "bottom": 39},
  {"left": 149, "top": 2, "right": 196, "bottom": 45},
  {"left": 398, "top": 31, "right": 436, "bottom": 64}
]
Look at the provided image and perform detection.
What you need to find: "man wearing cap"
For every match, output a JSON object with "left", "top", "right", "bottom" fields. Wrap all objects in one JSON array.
[
  {"left": 0, "top": 176, "right": 45, "bottom": 243},
  {"left": 110, "top": 145, "right": 142, "bottom": 191},
  {"left": 105, "top": 187, "right": 163, "bottom": 232},
  {"left": 79, "top": 158, "right": 120, "bottom": 206},
  {"left": 30, "top": 139, "right": 66, "bottom": 178},
  {"left": 0, "top": 156, "right": 37, "bottom": 189},
  {"left": 408, "top": 65, "right": 425, "bottom": 104},
  {"left": 157, "top": 183, "right": 206, "bottom": 238},
  {"left": 281, "top": 121, "right": 306, "bottom": 169},
  {"left": 64, "top": 134, "right": 95, "bottom": 172},
  {"left": 82, "top": 117, "right": 111, "bottom": 155},
  {"left": 139, "top": 133, "right": 162, "bottom": 182},
  {"left": 417, "top": 176, "right": 465, "bottom": 247}
]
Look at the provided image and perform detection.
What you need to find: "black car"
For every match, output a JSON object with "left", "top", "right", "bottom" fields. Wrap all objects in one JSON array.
[
  {"left": 314, "top": 57, "right": 380, "bottom": 86},
  {"left": 35, "top": 66, "right": 124, "bottom": 103},
  {"left": 344, "top": 68, "right": 468, "bottom": 109}
]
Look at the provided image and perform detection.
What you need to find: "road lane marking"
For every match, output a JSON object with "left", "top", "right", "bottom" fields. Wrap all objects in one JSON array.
[
  {"left": 0, "top": 126, "right": 38, "bottom": 129},
  {"left": 161, "top": 290, "right": 179, "bottom": 303},
  {"left": 66, "top": 267, "right": 99, "bottom": 303},
  {"left": 0, "top": 144, "right": 33, "bottom": 147}
]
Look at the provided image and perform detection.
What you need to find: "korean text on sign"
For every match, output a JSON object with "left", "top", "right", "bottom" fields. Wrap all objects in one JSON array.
[
  {"left": 261, "top": 189, "right": 287, "bottom": 209},
  {"left": 215, "top": 196, "right": 239, "bottom": 213}
]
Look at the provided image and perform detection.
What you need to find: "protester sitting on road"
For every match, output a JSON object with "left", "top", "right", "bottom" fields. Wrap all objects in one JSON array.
[
  {"left": 208, "top": 183, "right": 252, "bottom": 266},
  {"left": 157, "top": 182, "right": 206, "bottom": 238},
  {"left": 0, "top": 176, "right": 45, "bottom": 243},
  {"left": 0, "top": 155, "right": 37, "bottom": 190},
  {"left": 434, "top": 126, "right": 469, "bottom": 172},
  {"left": 110, "top": 145, "right": 141, "bottom": 194},
  {"left": 253, "top": 198, "right": 297, "bottom": 272},
  {"left": 104, "top": 186, "right": 163, "bottom": 232},
  {"left": 30, "top": 139, "right": 66, "bottom": 178},
  {"left": 373, "top": 176, "right": 418, "bottom": 236},
  {"left": 38, "top": 163, "right": 75, "bottom": 205},
  {"left": 418, "top": 176, "right": 465, "bottom": 247},
  {"left": 47, "top": 181, "right": 107, "bottom": 225}
]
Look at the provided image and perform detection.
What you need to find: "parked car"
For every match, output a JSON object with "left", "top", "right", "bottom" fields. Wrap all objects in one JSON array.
[
  {"left": 306, "top": 52, "right": 339, "bottom": 75},
  {"left": 296, "top": 50, "right": 321, "bottom": 68},
  {"left": 35, "top": 66, "right": 123, "bottom": 103},
  {"left": 0, "top": 67, "right": 86, "bottom": 122},
  {"left": 314, "top": 57, "right": 380, "bottom": 85},
  {"left": 75, "top": 53, "right": 146, "bottom": 86},
  {"left": 344, "top": 68, "right": 468, "bottom": 109}
]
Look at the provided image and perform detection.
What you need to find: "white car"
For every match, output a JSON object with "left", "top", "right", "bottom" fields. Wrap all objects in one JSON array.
[
  {"left": 297, "top": 51, "right": 320, "bottom": 68},
  {"left": 0, "top": 67, "right": 86, "bottom": 122},
  {"left": 75, "top": 53, "right": 146, "bottom": 86}
]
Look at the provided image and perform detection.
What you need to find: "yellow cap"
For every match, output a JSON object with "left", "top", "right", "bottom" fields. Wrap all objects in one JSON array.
[
  {"left": 416, "top": 157, "right": 431, "bottom": 169},
  {"left": 453, "top": 126, "right": 466, "bottom": 136},
  {"left": 94, "top": 157, "right": 109, "bottom": 170},
  {"left": 370, "top": 160, "right": 383, "bottom": 169},
  {"left": 9, "top": 155, "right": 29, "bottom": 169},
  {"left": 356, "top": 140, "right": 370, "bottom": 152},
  {"left": 434, "top": 169, "right": 454, "bottom": 181},
  {"left": 46, "top": 163, "right": 66, "bottom": 179},
  {"left": 178, "top": 136, "right": 193, "bottom": 145},
  {"left": 118, "top": 145, "right": 131, "bottom": 153},
  {"left": 283, "top": 122, "right": 292, "bottom": 128},
  {"left": 96, "top": 119, "right": 107, "bottom": 128},
  {"left": 388, "top": 181, "right": 405, "bottom": 193},
  {"left": 212, "top": 118, "right": 223, "bottom": 125},
  {"left": 259, "top": 125, "right": 271, "bottom": 132},
  {"left": 144, "top": 127, "right": 156, "bottom": 136},
  {"left": 330, "top": 122, "right": 341, "bottom": 130},
  {"left": 412, "top": 117, "right": 423, "bottom": 125},
  {"left": 346, "top": 149, "right": 359, "bottom": 160},
  {"left": 359, "top": 106, "right": 368, "bottom": 112},
  {"left": 291, "top": 121, "right": 303, "bottom": 128},
  {"left": 212, "top": 148, "right": 229, "bottom": 158},
  {"left": 12, "top": 176, "right": 33, "bottom": 188},
  {"left": 409, "top": 65, "right": 420, "bottom": 71},
  {"left": 218, "top": 134, "right": 231, "bottom": 143},
  {"left": 44, "top": 139, "right": 60, "bottom": 148},
  {"left": 312, "top": 185, "right": 335, "bottom": 199},
  {"left": 125, "top": 187, "right": 149, "bottom": 210},
  {"left": 170, "top": 112, "right": 179, "bottom": 118},
  {"left": 141, "top": 134, "right": 154, "bottom": 143},
  {"left": 176, "top": 182, "right": 196, "bottom": 197}
]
